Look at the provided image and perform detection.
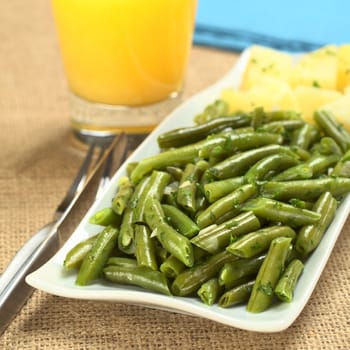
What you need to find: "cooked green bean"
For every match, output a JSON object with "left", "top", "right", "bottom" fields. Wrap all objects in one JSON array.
[
  {"left": 271, "top": 163, "right": 313, "bottom": 181},
  {"left": 332, "top": 149, "right": 350, "bottom": 177},
  {"left": 192, "top": 211, "right": 260, "bottom": 254},
  {"left": 89, "top": 207, "right": 121, "bottom": 227},
  {"left": 296, "top": 192, "right": 338, "bottom": 256},
  {"left": 218, "top": 280, "right": 255, "bottom": 308},
  {"left": 209, "top": 144, "right": 298, "bottom": 179},
  {"left": 112, "top": 176, "right": 134, "bottom": 215},
  {"left": 160, "top": 255, "right": 186, "bottom": 278},
  {"left": 226, "top": 225, "right": 296, "bottom": 258},
  {"left": 314, "top": 110, "right": 350, "bottom": 152},
  {"left": 274, "top": 259, "right": 304, "bottom": 302},
  {"left": 194, "top": 99, "right": 229, "bottom": 124},
  {"left": 134, "top": 170, "right": 170, "bottom": 223},
  {"left": 218, "top": 254, "right": 265, "bottom": 290},
  {"left": 197, "top": 278, "right": 224, "bottom": 305},
  {"left": 196, "top": 184, "right": 257, "bottom": 228},
  {"left": 157, "top": 115, "right": 251, "bottom": 148},
  {"left": 144, "top": 198, "right": 194, "bottom": 267},
  {"left": 203, "top": 177, "right": 245, "bottom": 203},
  {"left": 130, "top": 135, "right": 226, "bottom": 183},
  {"left": 64, "top": 234, "right": 98, "bottom": 270},
  {"left": 176, "top": 162, "right": 206, "bottom": 213},
  {"left": 241, "top": 197, "right": 321, "bottom": 227},
  {"left": 106, "top": 257, "right": 138, "bottom": 267},
  {"left": 76, "top": 226, "right": 118, "bottom": 286},
  {"left": 162, "top": 204, "right": 199, "bottom": 238},
  {"left": 165, "top": 166, "right": 183, "bottom": 181},
  {"left": 244, "top": 154, "right": 299, "bottom": 184},
  {"left": 290, "top": 124, "right": 320, "bottom": 149},
  {"left": 311, "top": 136, "right": 343, "bottom": 156},
  {"left": 261, "top": 177, "right": 350, "bottom": 201},
  {"left": 104, "top": 265, "right": 171, "bottom": 295},
  {"left": 119, "top": 176, "right": 150, "bottom": 254},
  {"left": 247, "top": 236, "right": 292, "bottom": 313},
  {"left": 171, "top": 251, "right": 239, "bottom": 296},
  {"left": 135, "top": 224, "right": 158, "bottom": 271},
  {"left": 199, "top": 131, "right": 283, "bottom": 159},
  {"left": 259, "top": 119, "right": 305, "bottom": 132}
]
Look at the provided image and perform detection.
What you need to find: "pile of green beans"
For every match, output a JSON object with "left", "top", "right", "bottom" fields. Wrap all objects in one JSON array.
[{"left": 63, "top": 105, "right": 350, "bottom": 313}]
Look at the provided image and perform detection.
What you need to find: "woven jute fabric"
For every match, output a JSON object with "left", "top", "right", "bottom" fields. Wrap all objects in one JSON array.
[{"left": 1, "top": 1, "right": 349, "bottom": 349}]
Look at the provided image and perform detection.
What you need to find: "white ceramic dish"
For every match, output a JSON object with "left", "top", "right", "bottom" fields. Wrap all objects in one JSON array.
[{"left": 26, "top": 47, "right": 350, "bottom": 332}]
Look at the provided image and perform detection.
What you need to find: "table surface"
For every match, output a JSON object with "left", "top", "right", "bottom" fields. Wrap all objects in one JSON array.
[{"left": 1, "top": 1, "right": 349, "bottom": 349}]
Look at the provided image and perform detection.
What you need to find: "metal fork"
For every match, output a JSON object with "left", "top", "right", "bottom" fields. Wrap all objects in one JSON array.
[
  {"left": 0, "top": 133, "right": 128, "bottom": 335},
  {"left": 0, "top": 138, "right": 111, "bottom": 295}
]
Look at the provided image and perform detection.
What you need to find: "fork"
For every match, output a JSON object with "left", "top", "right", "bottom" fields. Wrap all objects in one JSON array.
[{"left": 0, "top": 133, "right": 128, "bottom": 335}]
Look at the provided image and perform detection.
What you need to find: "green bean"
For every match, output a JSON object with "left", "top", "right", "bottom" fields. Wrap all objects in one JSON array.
[
  {"left": 106, "top": 257, "right": 138, "bottom": 267},
  {"left": 203, "top": 177, "right": 245, "bottom": 203},
  {"left": 165, "top": 166, "right": 183, "bottom": 181},
  {"left": 261, "top": 177, "right": 350, "bottom": 201},
  {"left": 199, "top": 132, "right": 283, "bottom": 159},
  {"left": 314, "top": 110, "right": 350, "bottom": 152},
  {"left": 218, "top": 280, "right": 255, "bottom": 308},
  {"left": 197, "top": 278, "right": 224, "bottom": 305},
  {"left": 64, "top": 234, "right": 98, "bottom": 270},
  {"left": 103, "top": 265, "right": 171, "bottom": 296},
  {"left": 160, "top": 255, "right": 186, "bottom": 278},
  {"left": 226, "top": 225, "right": 296, "bottom": 258},
  {"left": 135, "top": 224, "right": 158, "bottom": 271},
  {"left": 157, "top": 115, "right": 251, "bottom": 148},
  {"left": 134, "top": 171, "right": 170, "bottom": 223},
  {"left": 130, "top": 135, "right": 226, "bottom": 183},
  {"left": 171, "top": 251, "right": 239, "bottom": 296},
  {"left": 306, "top": 154, "right": 340, "bottom": 176},
  {"left": 89, "top": 207, "right": 121, "bottom": 227},
  {"left": 194, "top": 99, "right": 229, "bottom": 124},
  {"left": 209, "top": 144, "right": 298, "bottom": 180},
  {"left": 126, "top": 162, "right": 138, "bottom": 177},
  {"left": 112, "top": 176, "right": 134, "bottom": 215},
  {"left": 274, "top": 259, "right": 304, "bottom": 302},
  {"left": 118, "top": 176, "right": 150, "bottom": 254},
  {"left": 296, "top": 192, "right": 338, "bottom": 256},
  {"left": 162, "top": 204, "right": 199, "bottom": 238},
  {"left": 259, "top": 119, "right": 305, "bottom": 132},
  {"left": 247, "top": 236, "right": 292, "bottom": 313},
  {"left": 76, "top": 226, "right": 118, "bottom": 286},
  {"left": 311, "top": 136, "right": 343, "bottom": 156},
  {"left": 191, "top": 211, "right": 260, "bottom": 254},
  {"left": 176, "top": 162, "right": 206, "bottom": 213},
  {"left": 271, "top": 163, "right": 313, "bottom": 181},
  {"left": 290, "top": 124, "right": 320, "bottom": 149},
  {"left": 241, "top": 197, "right": 321, "bottom": 227},
  {"left": 244, "top": 154, "right": 299, "bottom": 184},
  {"left": 332, "top": 149, "right": 350, "bottom": 177},
  {"left": 144, "top": 198, "right": 194, "bottom": 267},
  {"left": 196, "top": 184, "right": 257, "bottom": 228},
  {"left": 218, "top": 254, "right": 265, "bottom": 290},
  {"left": 264, "top": 110, "right": 302, "bottom": 122}
]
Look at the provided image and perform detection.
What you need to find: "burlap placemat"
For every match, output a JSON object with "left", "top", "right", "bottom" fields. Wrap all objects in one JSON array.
[{"left": 0, "top": 1, "right": 349, "bottom": 349}]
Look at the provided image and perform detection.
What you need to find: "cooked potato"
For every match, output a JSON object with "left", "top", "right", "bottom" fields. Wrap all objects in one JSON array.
[
  {"left": 240, "top": 45, "right": 293, "bottom": 90},
  {"left": 337, "top": 45, "right": 350, "bottom": 92},
  {"left": 294, "top": 85, "right": 342, "bottom": 123},
  {"left": 291, "top": 45, "right": 338, "bottom": 90},
  {"left": 318, "top": 94, "right": 350, "bottom": 130}
]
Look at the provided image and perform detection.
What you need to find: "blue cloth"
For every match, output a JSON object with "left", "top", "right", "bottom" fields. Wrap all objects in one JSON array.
[{"left": 194, "top": 0, "right": 348, "bottom": 52}]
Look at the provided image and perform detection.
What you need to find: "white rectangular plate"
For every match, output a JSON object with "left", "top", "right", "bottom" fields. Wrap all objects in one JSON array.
[{"left": 26, "top": 47, "right": 350, "bottom": 332}]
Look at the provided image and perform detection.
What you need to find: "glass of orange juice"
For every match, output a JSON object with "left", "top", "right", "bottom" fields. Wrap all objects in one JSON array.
[{"left": 51, "top": 0, "right": 197, "bottom": 137}]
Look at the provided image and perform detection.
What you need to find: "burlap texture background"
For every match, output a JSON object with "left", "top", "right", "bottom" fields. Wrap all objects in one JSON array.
[{"left": 0, "top": 1, "right": 349, "bottom": 348}]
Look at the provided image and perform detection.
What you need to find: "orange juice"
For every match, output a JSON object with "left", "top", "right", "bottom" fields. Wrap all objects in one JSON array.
[{"left": 51, "top": 0, "right": 197, "bottom": 106}]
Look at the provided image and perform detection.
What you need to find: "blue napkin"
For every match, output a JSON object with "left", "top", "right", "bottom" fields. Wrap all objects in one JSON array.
[{"left": 194, "top": 0, "right": 348, "bottom": 52}]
